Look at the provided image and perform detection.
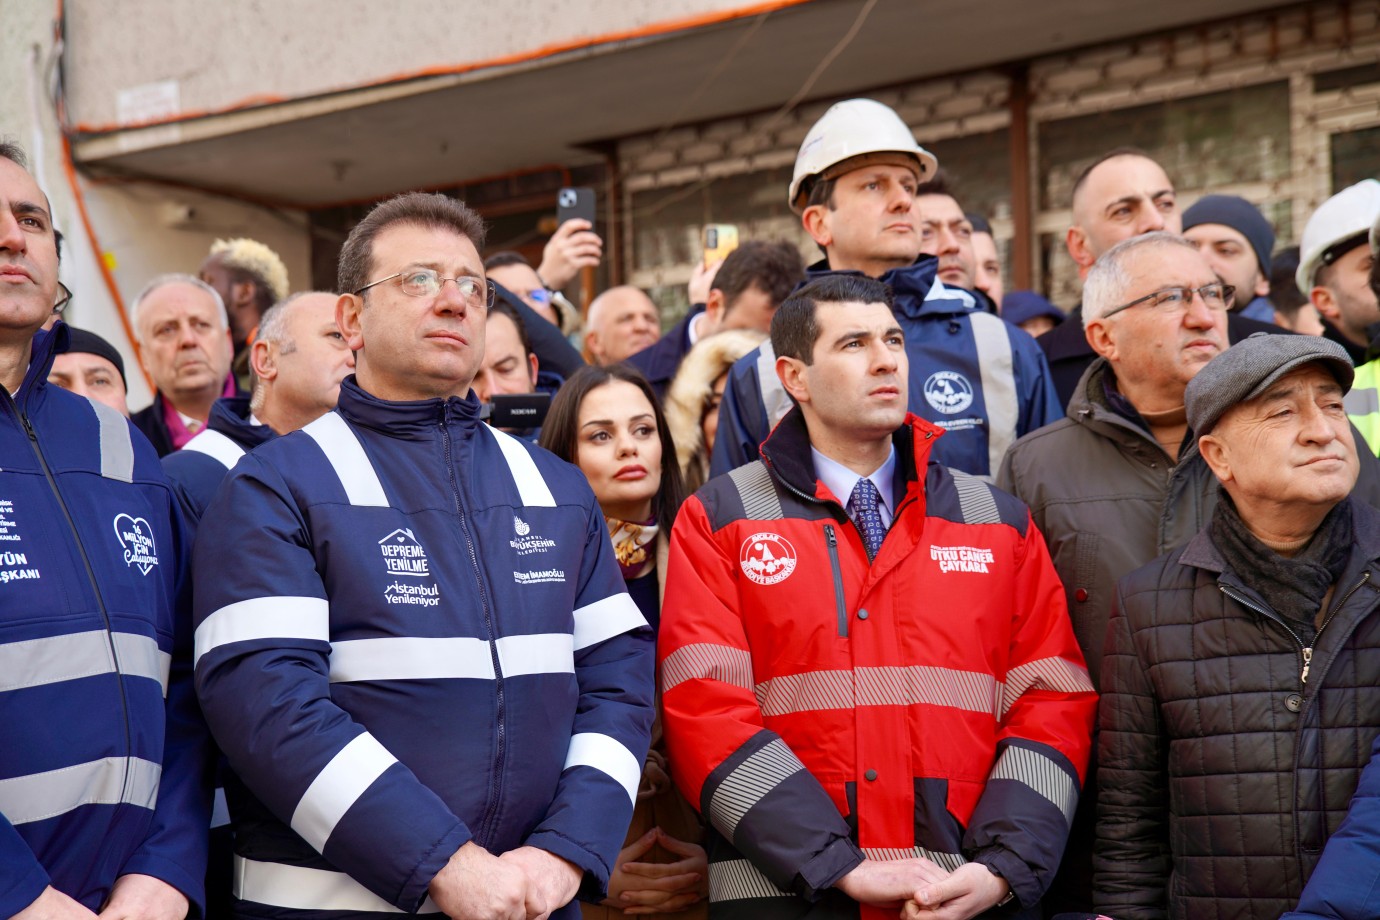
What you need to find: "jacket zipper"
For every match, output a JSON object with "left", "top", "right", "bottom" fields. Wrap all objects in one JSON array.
[
  {"left": 824, "top": 525, "right": 847, "bottom": 637},
  {"left": 442, "top": 420, "right": 506, "bottom": 843},
  {"left": 1220, "top": 573, "right": 1372, "bottom": 687},
  {"left": 12, "top": 400, "right": 133, "bottom": 796}
]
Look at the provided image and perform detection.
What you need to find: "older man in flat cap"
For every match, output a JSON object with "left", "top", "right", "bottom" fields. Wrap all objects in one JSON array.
[{"left": 1096, "top": 334, "right": 1380, "bottom": 919}]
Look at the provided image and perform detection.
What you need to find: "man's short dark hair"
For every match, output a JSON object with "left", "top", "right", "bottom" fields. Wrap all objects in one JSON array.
[
  {"left": 0, "top": 140, "right": 28, "bottom": 169},
  {"left": 966, "top": 212, "right": 992, "bottom": 236},
  {"left": 1270, "top": 245, "right": 1311, "bottom": 316},
  {"left": 484, "top": 250, "right": 532, "bottom": 272},
  {"left": 712, "top": 241, "right": 806, "bottom": 314},
  {"left": 1070, "top": 146, "right": 1157, "bottom": 205},
  {"left": 489, "top": 297, "right": 533, "bottom": 359},
  {"left": 771, "top": 274, "right": 894, "bottom": 365},
  {"left": 338, "top": 192, "right": 487, "bottom": 296},
  {"left": 915, "top": 170, "right": 952, "bottom": 199}
]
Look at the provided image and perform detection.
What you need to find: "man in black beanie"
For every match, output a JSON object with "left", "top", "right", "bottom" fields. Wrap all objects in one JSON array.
[
  {"left": 47, "top": 324, "right": 130, "bottom": 416},
  {"left": 1183, "top": 194, "right": 1278, "bottom": 325}
]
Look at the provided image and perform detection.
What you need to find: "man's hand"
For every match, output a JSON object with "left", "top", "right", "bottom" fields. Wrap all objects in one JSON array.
[
  {"left": 603, "top": 827, "right": 707, "bottom": 916},
  {"left": 537, "top": 219, "right": 603, "bottom": 290},
  {"left": 902, "top": 863, "right": 1010, "bottom": 920},
  {"left": 687, "top": 259, "right": 723, "bottom": 307},
  {"left": 834, "top": 857, "right": 950, "bottom": 908},
  {"left": 97, "top": 875, "right": 187, "bottom": 920},
  {"left": 13, "top": 887, "right": 99, "bottom": 920},
  {"left": 499, "top": 846, "right": 582, "bottom": 920},
  {"left": 429, "top": 842, "right": 529, "bottom": 920}
]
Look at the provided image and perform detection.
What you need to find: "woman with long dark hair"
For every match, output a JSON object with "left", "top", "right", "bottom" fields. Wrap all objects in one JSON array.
[{"left": 541, "top": 364, "right": 705, "bottom": 919}]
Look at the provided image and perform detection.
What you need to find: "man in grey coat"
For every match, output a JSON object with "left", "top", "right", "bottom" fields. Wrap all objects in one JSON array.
[{"left": 997, "top": 231, "right": 1380, "bottom": 913}]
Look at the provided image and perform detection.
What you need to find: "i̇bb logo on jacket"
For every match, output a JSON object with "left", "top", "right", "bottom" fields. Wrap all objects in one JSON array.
[{"left": 739, "top": 532, "right": 797, "bottom": 585}]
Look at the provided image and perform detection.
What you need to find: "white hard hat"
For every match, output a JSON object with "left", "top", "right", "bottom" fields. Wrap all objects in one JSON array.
[
  {"left": 1297, "top": 179, "right": 1380, "bottom": 293},
  {"left": 788, "top": 99, "right": 939, "bottom": 213}
]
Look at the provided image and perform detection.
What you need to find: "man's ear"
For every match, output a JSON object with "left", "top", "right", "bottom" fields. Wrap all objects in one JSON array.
[
  {"left": 337, "top": 293, "right": 365, "bottom": 352},
  {"left": 802, "top": 205, "right": 833, "bottom": 251},
  {"left": 1084, "top": 316, "right": 1117, "bottom": 361},
  {"left": 1197, "top": 433, "right": 1233, "bottom": 484},
  {"left": 1066, "top": 225, "right": 1095, "bottom": 274},
  {"left": 528, "top": 353, "right": 540, "bottom": 389},
  {"left": 1254, "top": 271, "right": 1270, "bottom": 299},
  {"left": 1312, "top": 285, "right": 1341, "bottom": 323},
  {"left": 249, "top": 338, "right": 276, "bottom": 383},
  {"left": 231, "top": 280, "right": 257, "bottom": 309},
  {"left": 776, "top": 354, "right": 810, "bottom": 405},
  {"left": 703, "top": 289, "right": 726, "bottom": 333}
]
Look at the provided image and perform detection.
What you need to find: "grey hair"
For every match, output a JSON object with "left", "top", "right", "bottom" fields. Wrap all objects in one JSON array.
[
  {"left": 0, "top": 139, "right": 27, "bottom": 169},
  {"left": 1083, "top": 231, "right": 1200, "bottom": 327},
  {"left": 131, "top": 273, "right": 229, "bottom": 341},
  {"left": 255, "top": 290, "right": 330, "bottom": 352}
]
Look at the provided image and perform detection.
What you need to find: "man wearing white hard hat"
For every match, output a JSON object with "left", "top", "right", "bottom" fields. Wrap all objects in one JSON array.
[
  {"left": 710, "top": 98, "right": 1060, "bottom": 481},
  {"left": 1298, "top": 179, "right": 1380, "bottom": 364}
]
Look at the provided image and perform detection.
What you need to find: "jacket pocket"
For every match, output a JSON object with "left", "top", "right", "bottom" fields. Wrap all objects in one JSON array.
[{"left": 825, "top": 524, "right": 847, "bottom": 637}]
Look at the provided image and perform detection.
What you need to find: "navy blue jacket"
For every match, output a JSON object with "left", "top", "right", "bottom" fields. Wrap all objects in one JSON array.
[
  {"left": 161, "top": 397, "right": 275, "bottom": 545},
  {"left": 192, "top": 377, "right": 655, "bottom": 919},
  {"left": 709, "top": 257, "right": 1059, "bottom": 480},
  {"left": 0, "top": 324, "right": 209, "bottom": 916},
  {"left": 627, "top": 304, "right": 704, "bottom": 400}
]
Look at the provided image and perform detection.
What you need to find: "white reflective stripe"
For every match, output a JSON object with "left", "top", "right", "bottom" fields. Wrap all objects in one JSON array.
[
  {"left": 233, "top": 856, "right": 440, "bottom": 914},
  {"left": 708, "top": 738, "right": 804, "bottom": 839},
  {"left": 487, "top": 426, "right": 555, "bottom": 507},
  {"left": 971, "top": 312, "right": 1018, "bottom": 479},
  {"left": 303, "top": 412, "right": 389, "bottom": 507},
  {"left": 707, "top": 859, "right": 791, "bottom": 902},
  {"left": 330, "top": 636, "right": 494, "bottom": 683},
  {"left": 195, "top": 596, "right": 331, "bottom": 666},
  {"left": 90, "top": 399, "right": 134, "bottom": 483},
  {"left": 1000, "top": 656, "right": 1095, "bottom": 718},
  {"left": 990, "top": 745, "right": 1078, "bottom": 826},
  {"left": 572, "top": 593, "right": 647, "bottom": 651},
  {"left": 755, "top": 340, "right": 793, "bottom": 430},
  {"left": 862, "top": 846, "right": 967, "bottom": 872},
  {"left": 754, "top": 665, "right": 1000, "bottom": 718},
  {"left": 0, "top": 630, "right": 166, "bottom": 694},
  {"left": 112, "top": 631, "right": 172, "bottom": 696},
  {"left": 291, "top": 733, "right": 397, "bottom": 852},
  {"left": 660, "top": 643, "right": 755, "bottom": 695},
  {"left": 495, "top": 633, "right": 574, "bottom": 677},
  {"left": 182, "top": 428, "right": 247, "bottom": 470},
  {"left": 0, "top": 756, "right": 160, "bottom": 824},
  {"left": 564, "top": 732, "right": 642, "bottom": 804}
]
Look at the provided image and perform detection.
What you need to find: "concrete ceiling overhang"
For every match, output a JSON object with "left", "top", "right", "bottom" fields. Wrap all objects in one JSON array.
[{"left": 71, "top": 0, "right": 1295, "bottom": 209}]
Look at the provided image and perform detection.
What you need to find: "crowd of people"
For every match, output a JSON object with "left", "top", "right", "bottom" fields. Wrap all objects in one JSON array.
[{"left": 5, "top": 89, "right": 1380, "bottom": 920}]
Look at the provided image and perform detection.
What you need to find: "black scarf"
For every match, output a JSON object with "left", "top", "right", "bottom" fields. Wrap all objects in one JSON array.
[{"left": 1210, "top": 493, "right": 1353, "bottom": 645}]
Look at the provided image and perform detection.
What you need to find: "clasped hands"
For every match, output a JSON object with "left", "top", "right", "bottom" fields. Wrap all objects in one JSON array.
[
  {"left": 836, "top": 857, "right": 1011, "bottom": 920},
  {"left": 429, "top": 841, "right": 583, "bottom": 920}
]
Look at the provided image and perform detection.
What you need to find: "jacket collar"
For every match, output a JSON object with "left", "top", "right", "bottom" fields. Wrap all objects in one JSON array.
[
  {"left": 335, "top": 374, "right": 483, "bottom": 440},
  {"left": 759, "top": 404, "right": 943, "bottom": 506},
  {"left": 1067, "top": 357, "right": 1200, "bottom": 461},
  {"left": 9, "top": 321, "right": 67, "bottom": 407},
  {"left": 207, "top": 396, "right": 277, "bottom": 452},
  {"left": 805, "top": 256, "right": 980, "bottom": 319}
]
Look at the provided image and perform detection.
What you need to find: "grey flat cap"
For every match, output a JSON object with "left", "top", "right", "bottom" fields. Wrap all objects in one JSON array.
[{"left": 1186, "top": 332, "right": 1355, "bottom": 435}]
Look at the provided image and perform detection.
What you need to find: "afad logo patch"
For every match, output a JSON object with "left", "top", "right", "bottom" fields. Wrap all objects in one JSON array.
[
  {"left": 740, "top": 532, "right": 797, "bottom": 586},
  {"left": 113, "top": 513, "right": 159, "bottom": 575}
]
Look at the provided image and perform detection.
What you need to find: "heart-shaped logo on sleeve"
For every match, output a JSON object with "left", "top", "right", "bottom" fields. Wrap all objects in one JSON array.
[{"left": 113, "top": 513, "right": 159, "bottom": 576}]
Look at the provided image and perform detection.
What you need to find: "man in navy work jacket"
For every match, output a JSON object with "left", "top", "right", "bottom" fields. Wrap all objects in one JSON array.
[
  {"left": 192, "top": 191, "right": 655, "bottom": 920},
  {"left": 0, "top": 141, "right": 210, "bottom": 920},
  {"left": 710, "top": 98, "right": 1059, "bottom": 481}
]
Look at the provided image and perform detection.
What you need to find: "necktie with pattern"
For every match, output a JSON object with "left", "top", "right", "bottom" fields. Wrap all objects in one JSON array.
[{"left": 847, "top": 477, "right": 887, "bottom": 562}]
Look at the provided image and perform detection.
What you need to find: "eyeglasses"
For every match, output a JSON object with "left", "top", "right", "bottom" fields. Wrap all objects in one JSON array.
[
  {"left": 355, "top": 268, "right": 495, "bottom": 308},
  {"left": 53, "top": 282, "right": 72, "bottom": 314},
  {"left": 1102, "top": 283, "right": 1235, "bottom": 319}
]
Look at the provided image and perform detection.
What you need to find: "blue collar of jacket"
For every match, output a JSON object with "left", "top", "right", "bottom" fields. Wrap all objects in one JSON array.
[
  {"left": 5, "top": 322, "right": 66, "bottom": 412},
  {"left": 335, "top": 374, "right": 484, "bottom": 440},
  {"left": 759, "top": 403, "right": 943, "bottom": 506},
  {"left": 207, "top": 396, "right": 277, "bottom": 452},
  {"left": 805, "top": 256, "right": 981, "bottom": 319}
]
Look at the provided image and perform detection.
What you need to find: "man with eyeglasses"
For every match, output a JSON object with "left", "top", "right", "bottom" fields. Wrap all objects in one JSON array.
[
  {"left": 193, "top": 191, "right": 655, "bottom": 920},
  {"left": 997, "top": 231, "right": 1380, "bottom": 914}
]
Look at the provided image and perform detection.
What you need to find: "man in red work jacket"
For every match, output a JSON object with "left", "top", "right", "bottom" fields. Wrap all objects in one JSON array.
[{"left": 658, "top": 273, "right": 1096, "bottom": 920}]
